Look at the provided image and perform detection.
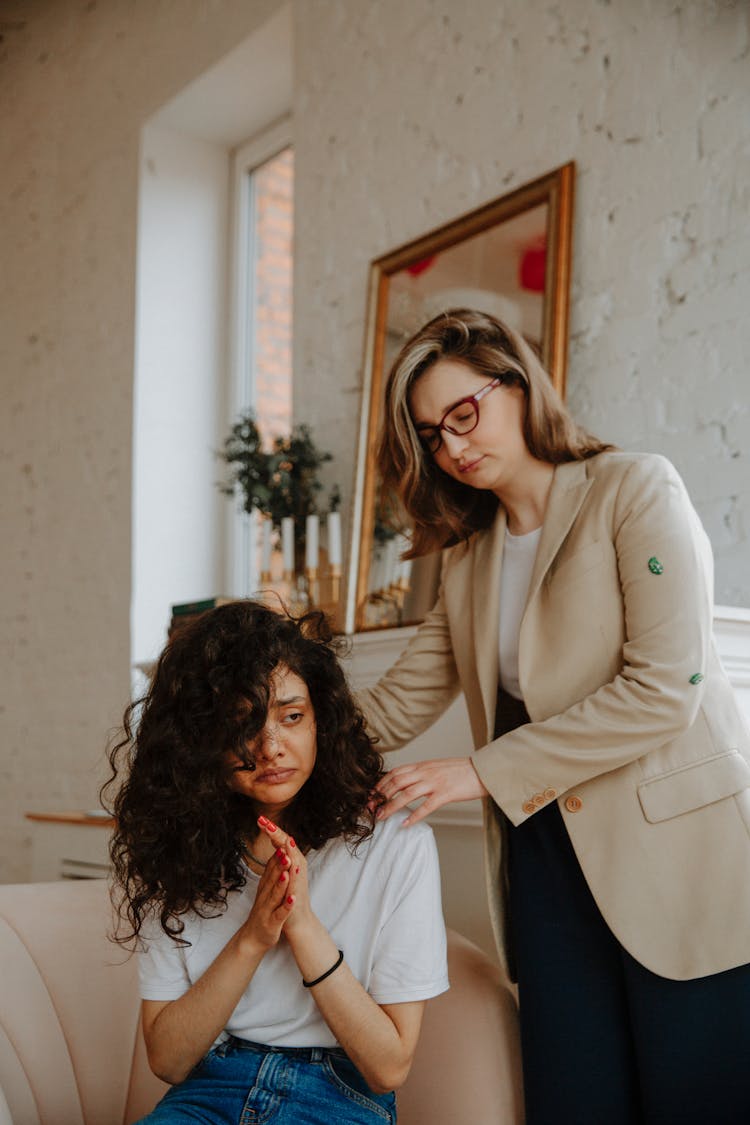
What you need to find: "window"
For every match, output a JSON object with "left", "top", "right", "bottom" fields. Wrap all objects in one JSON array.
[
  {"left": 228, "top": 119, "right": 294, "bottom": 595},
  {"left": 131, "top": 11, "right": 293, "bottom": 670},
  {"left": 248, "top": 146, "right": 293, "bottom": 442}
]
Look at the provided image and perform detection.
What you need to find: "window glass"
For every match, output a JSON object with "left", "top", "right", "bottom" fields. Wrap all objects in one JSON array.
[{"left": 248, "top": 146, "right": 293, "bottom": 443}]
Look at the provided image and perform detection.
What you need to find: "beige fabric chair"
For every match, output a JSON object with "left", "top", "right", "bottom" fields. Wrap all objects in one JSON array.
[
  {"left": 0, "top": 879, "right": 523, "bottom": 1124},
  {"left": 399, "top": 929, "right": 524, "bottom": 1125},
  {"left": 0, "top": 880, "right": 164, "bottom": 1125}
]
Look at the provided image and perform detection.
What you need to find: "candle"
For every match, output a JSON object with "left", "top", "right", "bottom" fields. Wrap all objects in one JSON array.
[
  {"left": 384, "top": 538, "right": 398, "bottom": 587},
  {"left": 370, "top": 547, "right": 383, "bottom": 594},
  {"left": 305, "top": 514, "right": 319, "bottom": 571},
  {"left": 395, "top": 534, "right": 413, "bottom": 587},
  {"left": 260, "top": 517, "right": 272, "bottom": 574},
  {"left": 327, "top": 511, "right": 342, "bottom": 567},
  {"left": 397, "top": 557, "right": 413, "bottom": 587},
  {"left": 281, "top": 517, "right": 295, "bottom": 574}
]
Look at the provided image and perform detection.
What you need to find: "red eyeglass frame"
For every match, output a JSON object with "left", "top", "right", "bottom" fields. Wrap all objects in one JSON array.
[{"left": 415, "top": 376, "right": 503, "bottom": 453}]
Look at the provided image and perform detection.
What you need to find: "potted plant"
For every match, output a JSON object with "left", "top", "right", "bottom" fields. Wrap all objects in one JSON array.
[{"left": 218, "top": 411, "right": 340, "bottom": 572}]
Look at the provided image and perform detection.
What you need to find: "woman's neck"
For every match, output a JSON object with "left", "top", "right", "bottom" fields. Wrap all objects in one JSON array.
[
  {"left": 244, "top": 830, "right": 276, "bottom": 865},
  {"left": 498, "top": 460, "right": 555, "bottom": 535}
]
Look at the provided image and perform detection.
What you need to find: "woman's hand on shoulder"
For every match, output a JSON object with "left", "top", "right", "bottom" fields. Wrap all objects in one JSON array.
[{"left": 376, "top": 757, "right": 488, "bottom": 826}]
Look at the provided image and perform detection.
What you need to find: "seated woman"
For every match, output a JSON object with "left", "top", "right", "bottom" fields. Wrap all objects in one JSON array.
[{"left": 104, "top": 600, "right": 448, "bottom": 1125}]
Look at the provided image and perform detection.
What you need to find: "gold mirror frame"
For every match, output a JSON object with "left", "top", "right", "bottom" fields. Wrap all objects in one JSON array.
[{"left": 344, "top": 162, "right": 575, "bottom": 634}]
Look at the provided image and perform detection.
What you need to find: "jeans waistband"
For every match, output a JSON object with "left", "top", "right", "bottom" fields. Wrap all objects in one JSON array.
[{"left": 218, "top": 1035, "right": 347, "bottom": 1063}]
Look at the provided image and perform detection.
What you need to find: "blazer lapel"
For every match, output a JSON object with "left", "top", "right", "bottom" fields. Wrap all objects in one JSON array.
[
  {"left": 471, "top": 504, "right": 507, "bottom": 742},
  {"left": 469, "top": 461, "right": 592, "bottom": 740},
  {"left": 524, "top": 459, "right": 593, "bottom": 612}
]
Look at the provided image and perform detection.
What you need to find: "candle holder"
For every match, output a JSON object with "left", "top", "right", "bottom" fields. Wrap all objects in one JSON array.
[
  {"left": 285, "top": 572, "right": 311, "bottom": 616},
  {"left": 253, "top": 516, "right": 344, "bottom": 626},
  {"left": 305, "top": 567, "right": 318, "bottom": 608},
  {"left": 356, "top": 542, "right": 413, "bottom": 629},
  {"left": 256, "top": 562, "right": 346, "bottom": 622},
  {"left": 328, "top": 564, "right": 342, "bottom": 607}
]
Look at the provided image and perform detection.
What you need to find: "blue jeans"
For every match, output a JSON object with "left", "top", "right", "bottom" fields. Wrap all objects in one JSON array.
[{"left": 136, "top": 1035, "right": 397, "bottom": 1124}]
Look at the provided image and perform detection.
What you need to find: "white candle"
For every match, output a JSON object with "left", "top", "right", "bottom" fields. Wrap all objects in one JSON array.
[
  {"left": 369, "top": 547, "right": 383, "bottom": 594},
  {"left": 305, "top": 514, "right": 319, "bottom": 570},
  {"left": 281, "top": 517, "right": 295, "bottom": 573},
  {"left": 260, "top": 517, "right": 272, "bottom": 573},
  {"left": 397, "top": 557, "right": 413, "bottom": 587},
  {"left": 396, "top": 534, "right": 413, "bottom": 586},
  {"left": 384, "top": 537, "right": 398, "bottom": 587},
  {"left": 327, "top": 511, "right": 342, "bottom": 567}
]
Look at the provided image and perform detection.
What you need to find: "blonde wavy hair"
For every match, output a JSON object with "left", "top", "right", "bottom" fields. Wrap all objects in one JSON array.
[{"left": 377, "top": 308, "right": 614, "bottom": 558}]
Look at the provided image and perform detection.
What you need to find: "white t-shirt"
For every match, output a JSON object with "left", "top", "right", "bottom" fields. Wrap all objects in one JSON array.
[
  {"left": 498, "top": 525, "right": 542, "bottom": 700},
  {"left": 138, "top": 811, "right": 449, "bottom": 1048}
]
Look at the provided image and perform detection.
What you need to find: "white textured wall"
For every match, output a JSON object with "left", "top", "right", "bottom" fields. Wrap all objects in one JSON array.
[
  {"left": 0, "top": 0, "right": 278, "bottom": 882},
  {"left": 1, "top": 0, "right": 749, "bottom": 884},
  {"left": 293, "top": 0, "right": 750, "bottom": 606}
]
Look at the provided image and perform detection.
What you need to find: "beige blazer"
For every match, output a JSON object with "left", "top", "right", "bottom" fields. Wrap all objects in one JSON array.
[{"left": 359, "top": 452, "right": 750, "bottom": 981}]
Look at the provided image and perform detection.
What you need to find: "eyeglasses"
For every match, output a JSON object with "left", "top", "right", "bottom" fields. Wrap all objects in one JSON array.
[{"left": 415, "top": 377, "right": 503, "bottom": 455}]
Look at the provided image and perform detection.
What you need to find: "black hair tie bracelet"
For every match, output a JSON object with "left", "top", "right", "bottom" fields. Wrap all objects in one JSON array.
[{"left": 302, "top": 949, "right": 344, "bottom": 988}]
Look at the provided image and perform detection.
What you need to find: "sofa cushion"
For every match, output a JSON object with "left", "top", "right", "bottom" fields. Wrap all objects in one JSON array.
[
  {"left": 0, "top": 917, "right": 83, "bottom": 1125},
  {"left": 0, "top": 880, "right": 162, "bottom": 1125}
]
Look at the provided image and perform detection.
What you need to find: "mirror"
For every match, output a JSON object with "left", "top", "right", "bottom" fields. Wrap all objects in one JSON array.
[{"left": 345, "top": 162, "right": 575, "bottom": 634}]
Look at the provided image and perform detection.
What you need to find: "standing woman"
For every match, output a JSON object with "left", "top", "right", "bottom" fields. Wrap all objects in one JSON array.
[
  {"left": 358, "top": 308, "right": 750, "bottom": 1124},
  {"left": 104, "top": 601, "right": 448, "bottom": 1125}
]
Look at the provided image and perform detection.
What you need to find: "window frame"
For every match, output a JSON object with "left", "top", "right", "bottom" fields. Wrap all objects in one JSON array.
[{"left": 226, "top": 115, "right": 293, "bottom": 596}]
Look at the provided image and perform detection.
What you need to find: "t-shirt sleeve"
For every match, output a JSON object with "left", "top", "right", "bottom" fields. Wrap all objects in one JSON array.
[
  {"left": 367, "top": 823, "right": 450, "bottom": 1005},
  {"left": 138, "top": 918, "right": 193, "bottom": 1002}
]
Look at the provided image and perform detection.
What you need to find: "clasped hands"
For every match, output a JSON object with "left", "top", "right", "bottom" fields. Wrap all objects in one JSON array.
[{"left": 245, "top": 816, "right": 311, "bottom": 949}]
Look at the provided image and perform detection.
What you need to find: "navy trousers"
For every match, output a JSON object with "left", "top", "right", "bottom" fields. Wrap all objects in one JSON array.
[{"left": 496, "top": 689, "right": 750, "bottom": 1124}]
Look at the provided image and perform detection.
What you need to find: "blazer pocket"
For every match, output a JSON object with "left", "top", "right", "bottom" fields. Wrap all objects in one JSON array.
[{"left": 638, "top": 750, "right": 750, "bottom": 823}]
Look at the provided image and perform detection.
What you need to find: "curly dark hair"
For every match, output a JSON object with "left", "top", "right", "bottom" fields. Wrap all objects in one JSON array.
[{"left": 102, "top": 600, "right": 385, "bottom": 947}]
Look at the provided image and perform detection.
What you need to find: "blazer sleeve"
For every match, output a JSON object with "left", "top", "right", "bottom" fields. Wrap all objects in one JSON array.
[
  {"left": 472, "top": 455, "right": 716, "bottom": 825},
  {"left": 357, "top": 558, "right": 461, "bottom": 751}
]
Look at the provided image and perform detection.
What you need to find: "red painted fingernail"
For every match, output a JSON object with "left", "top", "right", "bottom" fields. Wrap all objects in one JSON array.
[
  {"left": 287, "top": 895, "right": 294, "bottom": 905},
  {"left": 279, "top": 871, "right": 287, "bottom": 883},
  {"left": 266, "top": 820, "right": 277, "bottom": 832},
  {"left": 276, "top": 848, "right": 284, "bottom": 857},
  {"left": 281, "top": 855, "right": 290, "bottom": 867},
  {"left": 257, "top": 815, "right": 269, "bottom": 827},
  {"left": 289, "top": 837, "right": 296, "bottom": 849},
  {"left": 295, "top": 866, "right": 300, "bottom": 874}
]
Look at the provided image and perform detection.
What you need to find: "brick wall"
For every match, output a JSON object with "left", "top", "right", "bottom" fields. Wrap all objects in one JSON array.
[{"left": 252, "top": 146, "right": 293, "bottom": 445}]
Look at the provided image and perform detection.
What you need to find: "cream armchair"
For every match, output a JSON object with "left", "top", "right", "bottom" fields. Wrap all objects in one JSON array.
[{"left": 0, "top": 879, "right": 523, "bottom": 1124}]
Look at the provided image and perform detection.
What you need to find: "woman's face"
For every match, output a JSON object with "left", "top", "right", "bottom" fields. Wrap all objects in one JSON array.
[
  {"left": 224, "top": 664, "right": 317, "bottom": 820},
  {"left": 408, "top": 358, "right": 531, "bottom": 499}
]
